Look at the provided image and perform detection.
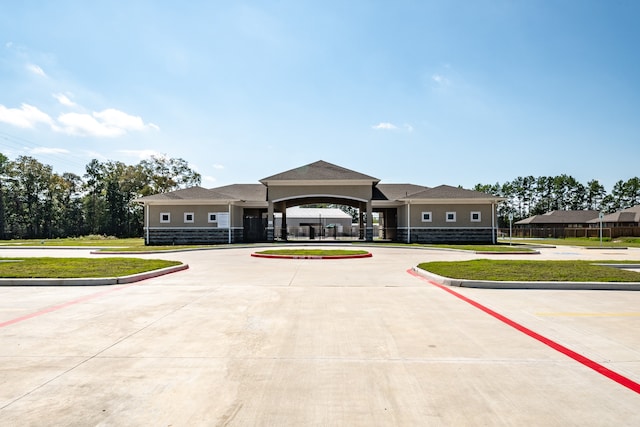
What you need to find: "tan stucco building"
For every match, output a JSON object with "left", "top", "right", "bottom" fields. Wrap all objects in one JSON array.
[{"left": 137, "top": 160, "right": 503, "bottom": 244}]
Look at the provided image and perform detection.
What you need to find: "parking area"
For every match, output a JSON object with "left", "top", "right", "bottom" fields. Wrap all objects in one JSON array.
[{"left": 0, "top": 245, "right": 639, "bottom": 426}]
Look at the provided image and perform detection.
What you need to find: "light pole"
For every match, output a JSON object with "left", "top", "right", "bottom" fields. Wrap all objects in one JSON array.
[
  {"left": 599, "top": 211, "right": 604, "bottom": 246},
  {"left": 508, "top": 213, "right": 513, "bottom": 245}
]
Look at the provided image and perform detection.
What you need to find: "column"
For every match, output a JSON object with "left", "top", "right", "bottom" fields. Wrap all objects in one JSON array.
[
  {"left": 267, "top": 201, "right": 274, "bottom": 241},
  {"left": 280, "top": 201, "right": 288, "bottom": 241},
  {"left": 358, "top": 203, "right": 365, "bottom": 239},
  {"left": 366, "top": 201, "right": 373, "bottom": 241}
]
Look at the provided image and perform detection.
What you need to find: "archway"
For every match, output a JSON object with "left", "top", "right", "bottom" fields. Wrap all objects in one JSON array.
[{"left": 270, "top": 195, "right": 373, "bottom": 242}]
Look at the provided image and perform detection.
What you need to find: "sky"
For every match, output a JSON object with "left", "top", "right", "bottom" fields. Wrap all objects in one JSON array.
[{"left": 1, "top": 1, "right": 638, "bottom": 192}]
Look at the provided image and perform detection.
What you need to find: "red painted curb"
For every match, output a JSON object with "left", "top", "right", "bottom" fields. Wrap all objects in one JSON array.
[
  {"left": 407, "top": 268, "right": 640, "bottom": 395},
  {"left": 251, "top": 252, "right": 372, "bottom": 260}
]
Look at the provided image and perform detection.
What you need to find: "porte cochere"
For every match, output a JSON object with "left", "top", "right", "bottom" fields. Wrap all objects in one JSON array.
[{"left": 137, "top": 160, "right": 503, "bottom": 245}]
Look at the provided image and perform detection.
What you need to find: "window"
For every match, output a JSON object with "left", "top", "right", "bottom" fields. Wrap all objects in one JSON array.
[
  {"left": 208, "top": 213, "right": 217, "bottom": 223},
  {"left": 421, "top": 212, "right": 432, "bottom": 222},
  {"left": 446, "top": 211, "right": 457, "bottom": 222},
  {"left": 184, "top": 212, "right": 195, "bottom": 223},
  {"left": 160, "top": 212, "right": 170, "bottom": 223},
  {"left": 471, "top": 211, "right": 481, "bottom": 222}
]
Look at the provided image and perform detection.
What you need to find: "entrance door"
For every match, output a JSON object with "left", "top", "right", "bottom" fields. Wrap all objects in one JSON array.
[{"left": 243, "top": 209, "right": 267, "bottom": 242}]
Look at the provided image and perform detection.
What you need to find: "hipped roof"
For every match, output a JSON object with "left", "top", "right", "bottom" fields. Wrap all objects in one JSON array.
[
  {"left": 516, "top": 210, "right": 600, "bottom": 225},
  {"left": 588, "top": 205, "right": 640, "bottom": 224},
  {"left": 260, "top": 160, "right": 379, "bottom": 183},
  {"left": 137, "top": 161, "right": 501, "bottom": 204}
]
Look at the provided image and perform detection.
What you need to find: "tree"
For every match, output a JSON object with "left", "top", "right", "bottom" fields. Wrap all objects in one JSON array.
[
  {"left": 4, "top": 156, "right": 56, "bottom": 238},
  {"left": 139, "top": 155, "right": 201, "bottom": 195},
  {"left": 0, "top": 153, "right": 9, "bottom": 239},
  {"left": 585, "top": 180, "right": 606, "bottom": 211}
]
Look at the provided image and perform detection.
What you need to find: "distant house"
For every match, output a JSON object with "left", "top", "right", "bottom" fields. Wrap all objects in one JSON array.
[
  {"left": 515, "top": 210, "right": 600, "bottom": 228},
  {"left": 514, "top": 210, "right": 600, "bottom": 238},
  {"left": 588, "top": 205, "right": 640, "bottom": 228}
]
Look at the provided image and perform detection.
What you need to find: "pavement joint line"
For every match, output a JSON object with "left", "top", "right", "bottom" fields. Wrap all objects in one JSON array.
[
  {"left": 0, "top": 285, "right": 223, "bottom": 412},
  {"left": 407, "top": 268, "right": 640, "bottom": 395},
  {"left": 536, "top": 312, "right": 640, "bottom": 317},
  {"left": 0, "top": 282, "right": 139, "bottom": 329}
]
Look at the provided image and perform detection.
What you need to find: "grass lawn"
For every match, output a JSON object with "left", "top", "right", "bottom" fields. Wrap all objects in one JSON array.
[
  {"left": 0, "top": 237, "right": 220, "bottom": 252},
  {"left": 498, "top": 236, "right": 640, "bottom": 248},
  {"left": 0, "top": 257, "right": 181, "bottom": 278},
  {"left": 424, "top": 244, "right": 537, "bottom": 252},
  {"left": 256, "top": 249, "right": 369, "bottom": 256},
  {"left": 0, "top": 236, "right": 145, "bottom": 248},
  {"left": 418, "top": 260, "right": 640, "bottom": 282}
]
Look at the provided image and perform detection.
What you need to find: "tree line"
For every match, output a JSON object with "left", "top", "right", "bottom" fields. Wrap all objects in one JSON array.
[
  {"left": 0, "top": 153, "right": 201, "bottom": 240},
  {"left": 474, "top": 175, "right": 640, "bottom": 227}
]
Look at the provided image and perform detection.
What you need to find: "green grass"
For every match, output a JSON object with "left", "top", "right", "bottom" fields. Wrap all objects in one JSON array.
[
  {"left": 499, "top": 236, "right": 640, "bottom": 248},
  {"left": 0, "top": 257, "right": 181, "bottom": 278},
  {"left": 101, "top": 244, "right": 210, "bottom": 252},
  {"left": 256, "top": 249, "right": 369, "bottom": 256},
  {"left": 424, "top": 244, "right": 537, "bottom": 252},
  {"left": 359, "top": 242, "right": 538, "bottom": 252},
  {"left": 0, "top": 236, "right": 219, "bottom": 252},
  {"left": 0, "top": 236, "right": 145, "bottom": 247},
  {"left": 418, "top": 259, "right": 640, "bottom": 282}
]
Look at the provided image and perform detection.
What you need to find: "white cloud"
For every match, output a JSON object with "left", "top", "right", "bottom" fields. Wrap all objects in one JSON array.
[
  {"left": 26, "top": 63, "right": 47, "bottom": 77},
  {"left": 57, "top": 112, "right": 126, "bottom": 137},
  {"left": 52, "top": 93, "right": 77, "bottom": 107},
  {"left": 0, "top": 103, "right": 54, "bottom": 128},
  {"left": 213, "top": 163, "right": 225, "bottom": 169},
  {"left": 372, "top": 122, "right": 397, "bottom": 130},
  {"left": 30, "top": 147, "right": 70, "bottom": 155},
  {"left": 57, "top": 108, "right": 156, "bottom": 137},
  {"left": 93, "top": 108, "right": 147, "bottom": 131},
  {"left": 403, "top": 123, "right": 414, "bottom": 132},
  {"left": 1, "top": 98, "right": 157, "bottom": 138}
]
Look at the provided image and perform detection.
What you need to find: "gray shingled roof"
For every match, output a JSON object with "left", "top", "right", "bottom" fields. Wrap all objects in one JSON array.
[
  {"left": 401, "top": 185, "right": 499, "bottom": 200},
  {"left": 137, "top": 186, "right": 233, "bottom": 201},
  {"left": 260, "top": 160, "right": 379, "bottom": 183},
  {"left": 516, "top": 210, "right": 600, "bottom": 225},
  {"left": 210, "top": 184, "right": 267, "bottom": 201},
  {"left": 588, "top": 205, "right": 640, "bottom": 224},
  {"left": 373, "top": 184, "right": 430, "bottom": 200}
]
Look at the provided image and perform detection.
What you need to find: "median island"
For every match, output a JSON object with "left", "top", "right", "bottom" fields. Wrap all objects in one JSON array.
[
  {"left": 417, "top": 260, "right": 640, "bottom": 283},
  {"left": 0, "top": 257, "right": 183, "bottom": 281},
  {"left": 252, "top": 249, "right": 372, "bottom": 259}
]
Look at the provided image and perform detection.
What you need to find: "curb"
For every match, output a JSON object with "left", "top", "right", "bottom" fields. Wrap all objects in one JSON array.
[
  {"left": 251, "top": 252, "right": 372, "bottom": 260},
  {"left": 475, "top": 251, "right": 540, "bottom": 255},
  {"left": 0, "top": 263, "right": 189, "bottom": 286},
  {"left": 411, "top": 266, "right": 640, "bottom": 291}
]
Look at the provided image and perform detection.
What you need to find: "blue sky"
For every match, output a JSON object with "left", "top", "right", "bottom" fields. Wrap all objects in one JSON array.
[{"left": 1, "top": 1, "right": 638, "bottom": 191}]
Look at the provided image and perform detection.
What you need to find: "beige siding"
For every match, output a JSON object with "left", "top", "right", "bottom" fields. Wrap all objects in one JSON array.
[
  {"left": 148, "top": 205, "right": 230, "bottom": 227},
  {"left": 399, "top": 203, "right": 494, "bottom": 227},
  {"left": 268, "top": 184, "right": 372, "bottom": 202}
]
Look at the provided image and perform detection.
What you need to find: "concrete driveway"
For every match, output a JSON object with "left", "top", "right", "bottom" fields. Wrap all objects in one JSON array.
[{"left": 0, "top": 245, "right": 639, "bottom": 426}]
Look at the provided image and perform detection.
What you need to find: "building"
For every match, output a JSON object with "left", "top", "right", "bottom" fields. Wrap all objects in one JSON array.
[
  {"left": 513, "top": 210, "right": 600, "bottom": 238},
  {"left": 137, "top": 160, "right": 503, "bottom": 244},
  {"left": 515, "top": 210, "right": 600, "bottom": 229},
  {"left": 587, "top": 205, "right": 640, "bottom": 238},
  {"left": 589, "top": 205, "right": 640, "bottom": 228}
]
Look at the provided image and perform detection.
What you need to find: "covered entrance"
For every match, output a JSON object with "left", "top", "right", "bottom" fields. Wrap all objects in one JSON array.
[{"left": 260, "top": 161, "right": 379, "bottom": 242}]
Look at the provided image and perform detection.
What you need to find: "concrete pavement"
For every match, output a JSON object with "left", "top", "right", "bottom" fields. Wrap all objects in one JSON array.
[{"left": 0, "top": 245, "right": 639, "bottom": 426}]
